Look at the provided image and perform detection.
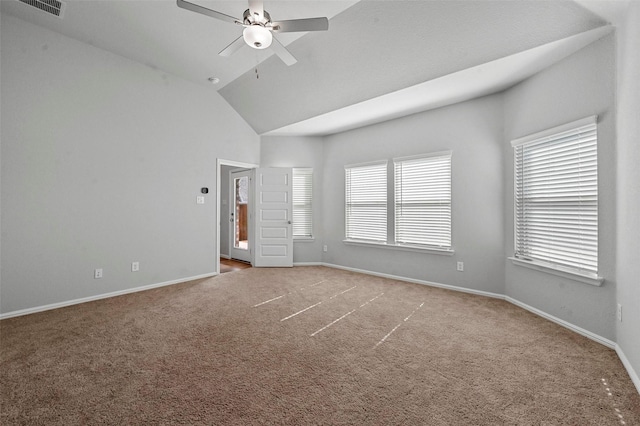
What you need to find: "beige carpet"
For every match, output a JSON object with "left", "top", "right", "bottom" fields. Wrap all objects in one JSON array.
[{"left": 1, "top": 266, "right": 639, "bottom": 425}]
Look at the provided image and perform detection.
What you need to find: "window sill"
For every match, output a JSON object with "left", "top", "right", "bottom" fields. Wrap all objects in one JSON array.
[
  {"left": 343, "top": 239, "right": 454, "bottom": 256},
  {"left": 508, "top": 257, "right": 604, "bottom": 286},
  {"left": 294, "top": 237, "right": 315, "bottom": 243}
]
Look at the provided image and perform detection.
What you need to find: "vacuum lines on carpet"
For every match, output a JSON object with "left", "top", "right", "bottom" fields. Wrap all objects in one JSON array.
[
  {"left": 3, "top": 266, "right": 639, "bottom": 424},
  {"left": 253, "top": 278, "right": 423, "bottom": 347}
]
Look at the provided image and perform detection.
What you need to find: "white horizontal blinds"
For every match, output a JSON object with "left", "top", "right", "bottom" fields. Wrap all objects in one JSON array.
[
  {"left": 514, "top": 120, "right": 598, "bottom": 274},
  {"left": 345, "top": 162, "right": 387, "bottom": 242},
  {"left": 292, "top": 168, "right": 313, "bottom": 237},
  {"left": 394, "top": 153, "right": 452, "bottom": 248}
]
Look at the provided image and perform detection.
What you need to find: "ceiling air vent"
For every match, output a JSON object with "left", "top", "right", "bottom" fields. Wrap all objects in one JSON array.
[{"left": 17, "top": 0, "right": 65, "bottom": 18}]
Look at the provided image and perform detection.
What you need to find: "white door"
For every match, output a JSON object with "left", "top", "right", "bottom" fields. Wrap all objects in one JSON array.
[
  {"left": 254, "top": 168, "right": 293, "bottom": 267},
  {"left": 229, "top": 169, "right": 252, "bottom": 263}
]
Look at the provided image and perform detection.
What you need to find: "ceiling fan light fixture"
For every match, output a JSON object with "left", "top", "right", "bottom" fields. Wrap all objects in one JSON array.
[
  {"left": 243, "top": 25, "right": 272, "bottom": 49},
  {"left": 177, "top": 0, "right": 328, "bottom": 66}
]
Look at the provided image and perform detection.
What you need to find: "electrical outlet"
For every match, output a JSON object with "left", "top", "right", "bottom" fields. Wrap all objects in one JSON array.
[
  {"left": 196, "top": 196, "right": 205, "bottom": 204},
  {"left": 617, "top": 304, "right": 622, "bottom": 322},
  {"left": 94, "top": 268, "right": 103, "bottom": 279},
  {"left": 457, "top": 261, "right": 464, "bottom": 272},
  {"left": 323, "top": 245, "right": 328, "bottom": 252},
  {"left": 132, "top": 261, "right": 140, "bottom": 272}
]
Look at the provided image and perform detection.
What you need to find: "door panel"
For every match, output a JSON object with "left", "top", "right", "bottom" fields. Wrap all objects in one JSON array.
[
  {"left": 254, "top": 168, "right": 293, "bottom": 267},
  {"left": 260, "top": 227, "right": 288, "bottom": 239}
]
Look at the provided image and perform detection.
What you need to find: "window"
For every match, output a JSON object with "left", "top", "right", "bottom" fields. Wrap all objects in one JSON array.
[
  {"left": 512, "top": 116, "right": 598, "bottom": 278},
  {"left": 292, "top": 168, "right": 313, "bottom": 238},
  {"left": 345, "top": 161, "right": 387, "bottom": 242},
  {"left": 344, "top": 153, "right": 452, "bottom": 253},
  {"left": 394, "top": 153, "right": 452, "bottom": 249}
]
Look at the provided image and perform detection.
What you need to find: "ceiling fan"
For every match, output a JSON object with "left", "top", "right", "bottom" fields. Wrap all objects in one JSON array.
[{"left": 177, "top": 0, "right": 329, "bottom": 66}]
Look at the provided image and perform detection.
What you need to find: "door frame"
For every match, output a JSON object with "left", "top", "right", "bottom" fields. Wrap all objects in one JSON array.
[
  {"left": 216, "top": 159, "right": 258, "bottom": 275},
  {"left": 229, "top": 168, "right": 252, "bottom": 263}
]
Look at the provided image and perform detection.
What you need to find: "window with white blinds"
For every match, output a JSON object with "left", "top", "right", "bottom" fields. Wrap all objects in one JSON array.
[
  {"left": 345, "top": 162, "right": 387, "bottom": 242},
  {"left": 292, "top": 168, "right": 313, "bottom": 238},
  {"left": 512, "top": 116, "right": 598, "bottom": 276},
  {"left": 394, "top": 153, "right": 452, "bottom": 249}
]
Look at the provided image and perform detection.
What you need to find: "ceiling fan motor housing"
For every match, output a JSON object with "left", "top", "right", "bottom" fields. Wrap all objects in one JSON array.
[{"left": 243, "top": 8, "right": 271, "bottom": 26}]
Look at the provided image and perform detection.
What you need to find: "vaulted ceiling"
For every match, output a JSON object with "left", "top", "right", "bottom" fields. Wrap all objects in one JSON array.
[
  {"left": 1, "top": 0, "right": 620, "bottom": 136},
  {"left": 221, "top": 0, "right": 607, "bottom": 135}
]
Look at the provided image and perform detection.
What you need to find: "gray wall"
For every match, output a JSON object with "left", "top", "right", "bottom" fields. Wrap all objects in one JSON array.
[
  {"left": 616, "top": 2, "right": 640, "bottom": 383},
  {"left": 0, "top": 15, "right": 260, "bottom": 314},
  {"left": 503, "top": 35, "right": 616, "bottom": 340},
  {"left": 321, "top": 94, "right": 505, "bottom": 295},
  {"left": 260, "top": 135, "right": 324, "bottom": 264}
]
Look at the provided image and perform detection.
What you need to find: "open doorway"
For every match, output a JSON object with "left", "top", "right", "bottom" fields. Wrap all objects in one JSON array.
[
  {"left": 229, "top": 169, "right": 251, "bottom": 263},
  {"left": 216, "top": 159, "right": 258, "bottom": 275}
]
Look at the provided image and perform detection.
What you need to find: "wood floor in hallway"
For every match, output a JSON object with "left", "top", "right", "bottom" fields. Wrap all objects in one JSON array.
[{"left": 220, "top": 258, "right": 251, "bottom": 274}]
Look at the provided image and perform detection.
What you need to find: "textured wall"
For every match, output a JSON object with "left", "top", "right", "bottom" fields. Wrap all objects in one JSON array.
[
  {"left": 503, "top": 35, "right": 616, "bottom": 340},
  {"left": 0, "top": 15, "right": 260, "bottom": 314}
]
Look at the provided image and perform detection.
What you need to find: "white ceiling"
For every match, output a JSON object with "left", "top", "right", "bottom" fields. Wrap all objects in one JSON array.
[
  {"left": 1, "top": 0, "right": 625, "bottom": 136},
  {"left": 220, "top": 0, "right": 610, "bottom": 134},
  {"left": 265, "top": 25, "right": 613, "bottom": 136},
  {"left": 0, "top": 0, "right": 358, "bottom": 88},
  {"left": 574, "top": 0, "right": 629, "bottom": 23}
]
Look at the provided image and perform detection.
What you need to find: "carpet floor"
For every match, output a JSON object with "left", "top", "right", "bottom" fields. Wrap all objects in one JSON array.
[{"left": 1, "top": 266, "right": 639, "bottom": 425}]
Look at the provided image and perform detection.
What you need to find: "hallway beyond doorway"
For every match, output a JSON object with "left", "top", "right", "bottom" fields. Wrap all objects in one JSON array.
[{"left": 220, "top": 258, "right": 251, "bottom": 274}]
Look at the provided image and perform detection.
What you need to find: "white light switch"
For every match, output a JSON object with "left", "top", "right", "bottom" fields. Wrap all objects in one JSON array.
[{"left": 196, "top": 196, "right": 205, "bottom": 204}]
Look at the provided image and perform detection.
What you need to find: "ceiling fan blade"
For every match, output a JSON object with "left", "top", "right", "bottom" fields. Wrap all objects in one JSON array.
[
  {"left": 177, "top": 0, "right": 241, "bottom": 25},
  {"left": 271, "top": 17, "right": 329, "bottom": 33},
  {"left": 219, "top": 36, "right": 246, "bottom": 57},
  {"left": 248, "top": 0, "right": 264, "bottom": 20},
  {"left": 270, "top": 36, "right": 297, "bottom": 66}
]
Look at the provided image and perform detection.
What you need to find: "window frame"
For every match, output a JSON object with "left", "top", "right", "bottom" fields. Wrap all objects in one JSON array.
[
  {"left": 292, "top": 168, "right": 314, "bottom": 240},
  {"left": 510, "top": 116, "right": 603, "bottom": 285},
  {"left": 344, "top": 160, "right": 388, "bottom": 243},
  {"left": 393, "top": 151, "right": 453, "bottom": 251},
  {"left": 343, "top": 153, "right": 454, "bottom": 255}
]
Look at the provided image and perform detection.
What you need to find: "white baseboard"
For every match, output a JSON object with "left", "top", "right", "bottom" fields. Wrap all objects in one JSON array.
[
  {"left": 220, "top": 254, "right": 231, "bottom": 259},
  {"left": 293, "top": 262, "right": 323, "bottom": 266},
  {"left": 504, "top": 296, "right": 616, "bottom": 349},
  {"left": 0, "top": 272, "right": 218, "bottom": 320},
  {"left": 615, "top": 345, "right": 640, "bottom": 395},
  {"left": 322, "top": 263, "right": 619, "bottom": 346},
  {"left": 321, "top": 262, "right": 504, "bottom": 300}
]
